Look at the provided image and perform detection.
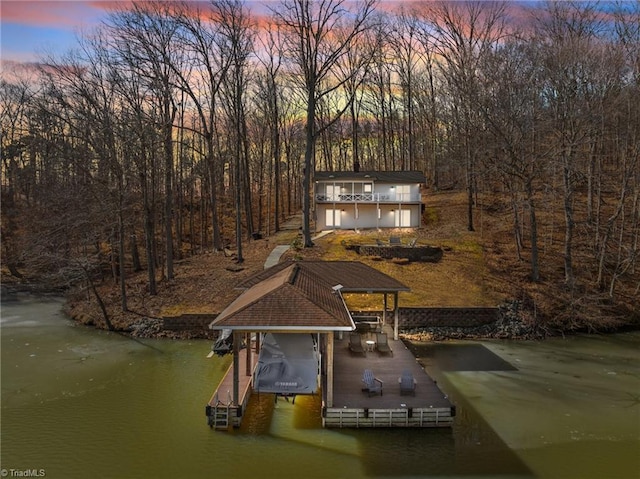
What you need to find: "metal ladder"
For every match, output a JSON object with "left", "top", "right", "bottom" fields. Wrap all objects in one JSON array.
[{"left": 207, "top": 392, "right": 232, "bottom": 430}]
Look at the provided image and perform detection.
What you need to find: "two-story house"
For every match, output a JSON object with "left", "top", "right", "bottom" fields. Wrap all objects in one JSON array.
[{"left": 314, "top": 170, "right": 426, "bottom": 231}]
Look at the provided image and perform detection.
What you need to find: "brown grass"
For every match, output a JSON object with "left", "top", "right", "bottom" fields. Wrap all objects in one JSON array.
[{"left": 61, "top": 190, "right": 637, "bottom": 334}]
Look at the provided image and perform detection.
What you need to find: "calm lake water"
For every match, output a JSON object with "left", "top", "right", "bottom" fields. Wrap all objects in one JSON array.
[{"left": 1, "top": 296, "right": 638, "bottom": 479}]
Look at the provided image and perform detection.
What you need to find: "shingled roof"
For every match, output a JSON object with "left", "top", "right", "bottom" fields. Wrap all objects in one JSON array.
[
  {"left": 314, "top": 170, "right": 426, "bottom": 184},
  {"left": 210, "top": 260, "right": 409, "bottom": 331},
  {"left": 209, "top": 262, "right": 355, "bottom": 331},
  {"left": 236, "top": 260, "right": 410, "bottom": 293}
]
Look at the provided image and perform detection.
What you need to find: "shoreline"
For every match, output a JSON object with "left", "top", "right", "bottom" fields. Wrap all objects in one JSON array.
[{"left": 3, "top": 282, "right": 638, "bottom": 342}]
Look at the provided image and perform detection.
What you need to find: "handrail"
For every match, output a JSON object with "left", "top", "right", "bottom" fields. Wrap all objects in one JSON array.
[{"left": 315, "top": 193, "right": 420, "bottom": 202}]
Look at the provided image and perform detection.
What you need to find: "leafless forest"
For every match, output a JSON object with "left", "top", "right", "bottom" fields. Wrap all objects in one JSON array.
[{"left": 1, "top": 1, "right": 638, "bottom": 329}]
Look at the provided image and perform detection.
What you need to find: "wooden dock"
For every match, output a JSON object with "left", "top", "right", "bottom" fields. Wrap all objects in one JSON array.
[
  {"left": 324, "top": 330, "right": 454, "bottom": 428},
  {"left": 206, "top": 350, "right": 258, "bottom": 429},
  {"left": 206, "top": 330, "right": 454, "bottom": 429}
]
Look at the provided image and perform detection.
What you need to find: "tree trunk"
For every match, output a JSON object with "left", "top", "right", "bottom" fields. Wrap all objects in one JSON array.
[
  {"left": 302, "top": 92, "right": 315, "bottom": 247},
  {"left": 130, "top": 232, "right": 142, "bottom": 272},
  {"left": 273, "top": 95, "right": 281, "bottom": 232},
  {"left": 142, "top": 176, "right": 157, "bottom": 295},
  {"left": 526, "top": 180, "right": 540, "bottom": 282},
  {"left": 164, "top": 98, "right": 175, "bottom": 280},
  {"left": 85, "top": 267, "right": 114, "bottom": 331},
  {"left": 562, "top": 153, "right": 575, "bottom": 289},
  {"left": 118, "top": 210, "right": 128, "bottom": 312}
]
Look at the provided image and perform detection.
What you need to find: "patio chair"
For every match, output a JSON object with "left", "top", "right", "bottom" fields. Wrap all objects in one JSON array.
[
  {"left": 375, "top": 332, "right": 393, "bottom": 356},
  {"left": 399, "top": 369, "right": 416, "bottom": 396},
  {"left": 362, "top": 369, "right": 383, "bottom": 396},
  {"left": 355, "top": 321, "right": 371, "bottom": 334},
  {"left": 348, "top": 333, "right": 366, "bottom": 356},
  {"left": 408, "top": 237, "right": 417, "bottom": 247}
]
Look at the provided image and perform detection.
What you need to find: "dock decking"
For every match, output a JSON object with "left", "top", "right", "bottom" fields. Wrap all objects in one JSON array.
[
  {"left": 206, "top": 330, "right": 454, "bottom": 429},
  {"left": 325, "top": 329, "right": 454, "bottom": 428},
  {"left": 207, "top": 350, "right": 258, "bottom": 429}
]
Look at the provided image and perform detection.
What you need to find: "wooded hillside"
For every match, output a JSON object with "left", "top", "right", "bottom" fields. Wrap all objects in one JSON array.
[{"left": 1, "top": 1, "right": 638, "bottom": 332}]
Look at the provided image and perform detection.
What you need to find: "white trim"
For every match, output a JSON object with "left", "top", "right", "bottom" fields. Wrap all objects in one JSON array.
[{"left": 210, "top": 326, "right": 355, "bottom": 332}]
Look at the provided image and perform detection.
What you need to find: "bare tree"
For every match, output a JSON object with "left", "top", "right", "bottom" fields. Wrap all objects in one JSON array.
[
  {"left": 256, "top": 23, "right": 285, "bottom": 232},
  {"left": 217, "top": 0, "right": 255, "bottom": 263},
  {"left": 424, "top": 0, "right": 508, "bottom": 232},
  {"left": 389, "top": 7, "right": 423, "bottom": 171},
  {"left": 173, "top": 1, "right": 231, "bottom": 252},
  {"left": 271, "top": 0, "right": 378, "bottom": 247},
  {"left": 107, "top": 1, "right": 184, "bottom": 281},
  {"left": 361, "top": 16, "right": 395, "bottom": 170},
  {"left": 477, "top": 38, "right": 547, "bottom": 282},
  {"left": 533, "top": 1, "right": 606, "bottom": 289}
]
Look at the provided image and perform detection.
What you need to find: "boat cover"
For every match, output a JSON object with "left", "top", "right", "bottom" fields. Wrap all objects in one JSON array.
[
  {"left": 254, "top": 333, "right": 319, "bottom": 395},
  {"left": 211, "top": 329, "right": 233, "bottom": 356}
]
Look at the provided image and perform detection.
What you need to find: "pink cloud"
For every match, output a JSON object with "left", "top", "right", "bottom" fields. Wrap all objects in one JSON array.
[{"left": 1, "top": 1, "right": 104, "bottom": 28}]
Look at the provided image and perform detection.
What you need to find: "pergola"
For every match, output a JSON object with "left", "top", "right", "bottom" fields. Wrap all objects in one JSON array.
[{"left": 208, "top": 260, "right": 409, "bottom": 409}]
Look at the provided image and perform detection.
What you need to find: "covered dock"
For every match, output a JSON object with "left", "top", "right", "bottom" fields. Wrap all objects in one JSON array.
[
  {"left": 206, "top": 260, "right": 454, "bottom": 430},
  {"left": 207, "top": 328, "right": 453, "bottom": 429}
]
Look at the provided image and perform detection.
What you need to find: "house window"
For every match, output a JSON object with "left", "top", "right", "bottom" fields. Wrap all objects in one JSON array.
[
  {"left": 326, "top": 185, "right": 339, "bottom": 201},
  {"left": 394, "top": 209, "right": 411, "bottom": 227},
  {"left": 326, "top": 209, "right": 341, "bottom": 227},
  {"left": 396, "top": 185, "right": 410, "bottom": 201}
]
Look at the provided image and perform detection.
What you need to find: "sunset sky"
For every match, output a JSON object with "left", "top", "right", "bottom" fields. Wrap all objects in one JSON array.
[
  {"left": 1, "top": 1, "right": 107, "bottom": 64},
  {"left": 0, "top": 1, "right": 616, "bottom": 69}
]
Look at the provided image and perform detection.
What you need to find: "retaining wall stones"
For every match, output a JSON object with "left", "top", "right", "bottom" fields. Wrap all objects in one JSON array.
[
  {"left": 351, "top": 307, "right": 498, "bottom": 328},
  {"left": 353, "top": 303, "right": 542, "bottom": 340},
  {"left": 355, "top": 245, "right": 443, "bottom": 262},
  {"left": 162, "top": 313, "right": 217, "bottom": 331},
  {"left": 154, "top": 303, "right": 539, "bottom": 340},
  {"left": 400, "top": 302, "right": 543, "bottom": 340},
  {"left": 399, "top": 307, "right": 499, "bottom": 328}
]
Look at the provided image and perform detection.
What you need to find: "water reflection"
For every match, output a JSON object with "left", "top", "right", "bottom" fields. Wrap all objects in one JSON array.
[{"left": 2, "top": 297, "right": 637, "bottom": 479}]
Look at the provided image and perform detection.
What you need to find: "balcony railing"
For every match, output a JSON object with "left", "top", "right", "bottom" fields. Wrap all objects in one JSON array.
[{"left": 315, "top": 193, "right": 420, "bottom": 203}]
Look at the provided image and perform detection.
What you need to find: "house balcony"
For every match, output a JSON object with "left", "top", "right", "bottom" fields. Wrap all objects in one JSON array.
[{"left": 315, "top": 193, "right": 421, "bottom": 203}]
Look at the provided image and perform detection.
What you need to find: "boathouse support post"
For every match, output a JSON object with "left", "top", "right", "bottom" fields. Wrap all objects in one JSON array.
[
  {"left": 245, "top": 332, "right": 252, "bottom": 377},
  {"left": 232, "top": 332, "right": 240, "bottom": 406},
  {"left": 326, "top": 332, "right": 334, "bottom": 407},
  {"left": 393, "top": 292, "right": 399, "bottom": 340},
  {"left": 383, "top": 293, "right": 388, "bottom": 325}
]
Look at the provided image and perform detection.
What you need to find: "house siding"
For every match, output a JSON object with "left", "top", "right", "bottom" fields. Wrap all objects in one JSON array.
[{"left": 314, "top": 171, "right": 425, "bottom": 231}]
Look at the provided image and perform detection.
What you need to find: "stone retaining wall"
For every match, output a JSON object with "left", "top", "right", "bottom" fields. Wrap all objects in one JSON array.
[
  {"left": 399, "top": 307, "right": 499, "bottom": 328},
  {"left": 351, "top": 307, "right": 499, "bottom": 329},
  {"left": 163, "top": 308, "right": 498, "bottom": 332},
  {"left": 163, "top": 313, "right": 217, "bottom": 331},
  {"left": 355, "top": 245, "right": 443, "bottom": 262}
]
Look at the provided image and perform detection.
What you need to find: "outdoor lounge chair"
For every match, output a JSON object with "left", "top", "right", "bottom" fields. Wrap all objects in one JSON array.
[
  {"left": 407, "top": 238, "right": 417, "bottom": 247},
  {"left": 362, "top": 369, "right": 383, "bottom": 396},
  {"left": 375, "top": 332, "right": 393, "bottom": 356},
  {"left": 399, "top": 370, "right": 416, "bottom": 396},
  {"left": 349, "top": 333, "right": 366, "bottom": 356}
]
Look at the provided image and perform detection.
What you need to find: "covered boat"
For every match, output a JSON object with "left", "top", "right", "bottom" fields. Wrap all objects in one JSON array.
[{"left": 254, "top": 333, "right": 319, "bottom": 396}]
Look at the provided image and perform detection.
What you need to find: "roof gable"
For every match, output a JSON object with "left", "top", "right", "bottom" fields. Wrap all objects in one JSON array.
[{"left": 209, "top": 263, "right": 354, "bottom": 331}]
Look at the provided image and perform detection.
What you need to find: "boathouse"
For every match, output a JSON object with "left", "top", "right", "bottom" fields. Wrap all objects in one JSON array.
[{"left": 206, "top": 260, "right": 454, "bottom": 430}]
